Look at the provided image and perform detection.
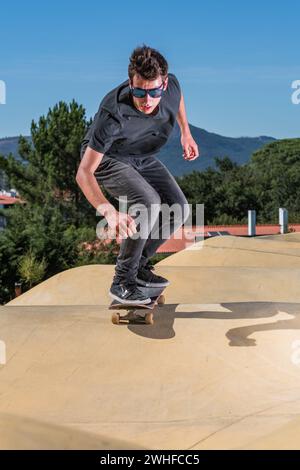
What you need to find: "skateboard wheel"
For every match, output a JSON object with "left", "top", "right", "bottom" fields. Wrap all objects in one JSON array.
[
  {"left": 145, "top": 313, "right": 154, "bottom": 325},
  {"left": 157, "top": 294, "right": 165, "bottom": 305},
  {"left": 111, "top": 312, "right": 120, "bottom": 324}
]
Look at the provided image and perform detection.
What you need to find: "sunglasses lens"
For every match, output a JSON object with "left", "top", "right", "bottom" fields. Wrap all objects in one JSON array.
[
  {"left": 131, "top": 84, "right": 164, "bottom": 98},
  {"left": 132, "top": 88, "right": 146, "bottom": 98},
  {"left": 149, "top": 88, "right": 163, "bottom": 98}
]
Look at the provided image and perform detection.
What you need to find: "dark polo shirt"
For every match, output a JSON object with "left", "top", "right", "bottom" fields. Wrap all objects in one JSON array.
[{"left": 81, "top": 73, "right": 181, "bottom": 160}]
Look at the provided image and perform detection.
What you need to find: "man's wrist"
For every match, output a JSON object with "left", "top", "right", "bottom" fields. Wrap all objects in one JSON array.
[
  {"left": 180, "top": 126, "right": 191, "bottom": 136},
  {"left": 97, "top": 202, "right": 116, "bottom": 217}
]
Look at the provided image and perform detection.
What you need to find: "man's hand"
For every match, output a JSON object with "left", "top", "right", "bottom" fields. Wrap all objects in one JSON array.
[
  {"left": 181, "top": 133, "right": 199, "bottom": 161},
  {"left": 104, "top": 206, "right": 137, "bottom": 239}
]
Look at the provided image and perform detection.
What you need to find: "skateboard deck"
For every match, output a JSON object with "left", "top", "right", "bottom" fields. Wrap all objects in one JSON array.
[{"left": 109, "top": 285, "right": 166, "bottom": 325}]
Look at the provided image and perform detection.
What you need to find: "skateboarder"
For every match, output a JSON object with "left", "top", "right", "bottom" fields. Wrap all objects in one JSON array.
[{"left": 76, "top": 45, "right": 199, "bottom": 305}]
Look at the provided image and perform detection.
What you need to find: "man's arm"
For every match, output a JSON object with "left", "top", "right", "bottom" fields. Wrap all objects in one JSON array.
[
  {"left": 76, "top": 146, "right": 137, "bottom": 237},
  {"left": 76, "top": 146, "right": 115, "bottom": 217},
  {"left": 176, "top": 93, "right": 199, "bottom": 161},
  {"left": 176, "top": 93, "right": 191, "bottom": 136}
]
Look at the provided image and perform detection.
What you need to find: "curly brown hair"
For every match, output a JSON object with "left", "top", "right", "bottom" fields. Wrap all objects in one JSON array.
[{"left": 128, "top": 44, "right": 168, "bottom": 83}]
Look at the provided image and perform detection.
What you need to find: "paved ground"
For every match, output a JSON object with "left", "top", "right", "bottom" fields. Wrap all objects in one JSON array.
[{"left": 1, "top": 233, "right": 300, "bottom": 449}]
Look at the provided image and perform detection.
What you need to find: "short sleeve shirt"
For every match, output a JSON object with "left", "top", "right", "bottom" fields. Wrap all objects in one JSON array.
[{"left": 81, "top": 73, "right": 181, "bottom": 160}]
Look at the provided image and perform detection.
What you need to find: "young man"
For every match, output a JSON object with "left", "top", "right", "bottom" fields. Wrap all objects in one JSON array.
[{"left": 76, "top": 45, "right": 199, "bottom": 305}]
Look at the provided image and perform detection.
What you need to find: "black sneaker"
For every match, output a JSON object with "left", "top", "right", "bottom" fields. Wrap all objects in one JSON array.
[
  {"left": 136, "top": 262, "right": 170, "bottom": 288},
  {"left": 109, "top": 282, "right": 151, "bottom": 305}
]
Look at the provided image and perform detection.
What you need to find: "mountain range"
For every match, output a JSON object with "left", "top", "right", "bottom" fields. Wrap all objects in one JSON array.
[{"left": 0, "top": 124, "right": 275, "bottom": 177}]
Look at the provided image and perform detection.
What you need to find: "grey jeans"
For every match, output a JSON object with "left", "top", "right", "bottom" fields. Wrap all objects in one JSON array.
[{"left": 95, "top": 154, "right": 190, "bottom": 285}]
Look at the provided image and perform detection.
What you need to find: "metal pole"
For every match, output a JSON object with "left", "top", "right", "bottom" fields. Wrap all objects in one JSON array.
[
  {"left": 248, "top": 210, "right": 256, "bottom": 237},
  {"left": 279, "top": 208, "right": 288, "bottom": 234}
]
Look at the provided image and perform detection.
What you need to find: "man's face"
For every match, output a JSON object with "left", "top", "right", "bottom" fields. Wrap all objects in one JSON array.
[{"left": 130, "top": 74, "right": 168, "bottom": 114}]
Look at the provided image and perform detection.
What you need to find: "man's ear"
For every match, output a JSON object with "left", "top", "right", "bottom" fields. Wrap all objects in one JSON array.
[{"left": 163, "top": 76, "right": 168, "bottom": 90}]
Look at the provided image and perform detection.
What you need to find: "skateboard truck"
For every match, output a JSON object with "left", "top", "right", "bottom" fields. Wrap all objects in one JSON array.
[{"left": 109, "top": 286, "right": 166, "bottom": 325}]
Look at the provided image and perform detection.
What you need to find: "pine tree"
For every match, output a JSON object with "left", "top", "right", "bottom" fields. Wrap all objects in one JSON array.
[{"left": 0, "top": 100, "right": 117, "bottom": 304}]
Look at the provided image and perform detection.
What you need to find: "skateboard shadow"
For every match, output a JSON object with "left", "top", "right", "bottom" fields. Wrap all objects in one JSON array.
[{"left": 126, "top": 302, "right": 300, "bottom": 347}]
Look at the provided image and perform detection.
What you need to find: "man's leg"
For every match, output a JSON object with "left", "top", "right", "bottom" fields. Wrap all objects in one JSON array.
[
  {"left": 136, "top": 157, "right": 190, "bottom": 268},
  {"left": 95, "top": 156, "right": 161, "bottom": 285}
]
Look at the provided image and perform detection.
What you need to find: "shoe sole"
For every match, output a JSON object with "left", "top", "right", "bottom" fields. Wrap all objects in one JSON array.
[
  {"left": 136, "top": 278, "right": 170, "bottom": 288},
  {"left": 109, "top": 291, "right": 152, "bottom": 305}
]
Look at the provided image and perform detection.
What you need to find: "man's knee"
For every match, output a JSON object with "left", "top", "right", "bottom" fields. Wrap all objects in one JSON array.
[
  {"left": 167, "top": 195, "right": 190, "bottom": 224},
  {"left": 128, "top": 192, "right": 161, "bottom": 237},
  {"left": 146, "top": 192, "right": 161, "bottom": 209},
  {"left": 182, "top": 198, "right": 190, "bottom": 223},
  {"left": 139, "top": 192, "right": 162, "bottom": 219}
]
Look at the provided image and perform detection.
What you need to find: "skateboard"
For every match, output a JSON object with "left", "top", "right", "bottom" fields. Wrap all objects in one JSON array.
[{"left": 109, "top": 285, "right": 166, "bottom": 325}]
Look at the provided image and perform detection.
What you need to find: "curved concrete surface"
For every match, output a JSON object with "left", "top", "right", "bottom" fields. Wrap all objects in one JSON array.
[
  {"left": 157, "top": 234, "right": 300, "bottom": 267},
  {"left": 241, "top": 417, "right": 300, "bottom": 450},
  {"left": 1, "top": 233, "right": 300, "bottom": 449},
  {"left": 0, "top": 413, "right": 144, "bottom": 450},
  {"left": 261, "top": 232, "right": 300, "bottom": 243},
  {"left": 7, "top": 264, "right": 115, "bottom": 306}
]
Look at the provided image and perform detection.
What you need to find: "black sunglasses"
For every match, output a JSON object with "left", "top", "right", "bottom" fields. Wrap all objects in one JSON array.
[{"left": 130, "top": 81, "right": 165, "bottom": 98}]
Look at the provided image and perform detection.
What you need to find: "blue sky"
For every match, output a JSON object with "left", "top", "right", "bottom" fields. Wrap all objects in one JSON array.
[{"left": 0, "top": 0, "right": 299, "bottom": 139}]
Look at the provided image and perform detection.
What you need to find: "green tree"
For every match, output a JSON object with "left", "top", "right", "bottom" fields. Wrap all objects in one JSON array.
[
  {"left": 177, "top": 156, "right": 258, "bottom": 224},
  {"left": 249, "top": 139, "right": 300, "bottom": 222},
  {"left": 177, "top": 140, "right": 300, "bottom": 225},
  {"left": 0, "top": 100, "right": 117, "bottom": 304},
  {"left": 0, "top": 100, "right": 95, "bottom": 225},
  {"left": 17, "top": 250, "right": 47, "bottom": 289}
]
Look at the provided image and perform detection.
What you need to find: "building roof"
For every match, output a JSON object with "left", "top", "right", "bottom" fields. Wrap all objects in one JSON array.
[
  {"left": 156, "top": 224, "right": 300, "bottom": 252},
  {"left": 0, "top": 195, "right": 21, "bottom": 205}
]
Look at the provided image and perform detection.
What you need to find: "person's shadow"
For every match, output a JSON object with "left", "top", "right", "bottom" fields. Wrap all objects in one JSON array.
[{"left": 125, "top": 302, "right": 300, "bottom": 347}]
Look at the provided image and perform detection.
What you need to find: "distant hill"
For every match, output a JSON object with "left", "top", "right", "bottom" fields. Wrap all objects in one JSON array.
[
  {"left": 158, "top": 123, "right": 275, "bottom": 175},
  {"left": 0, "top": 136, "right": 31, "bottom": 162},
  {"left": 0, "top": 125, "right": 275, "bottom": 176}
]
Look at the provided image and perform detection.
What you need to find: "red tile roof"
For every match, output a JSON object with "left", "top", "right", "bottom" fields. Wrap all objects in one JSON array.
[
  {"left": 89, "top": 224, "right": 300, "bottom": 254},
  {"left": 155, "top": 224, "right": 300, "bottom": 252},
  {"left": 0, "top": 195, "right": 21, "bottom": 205}
]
